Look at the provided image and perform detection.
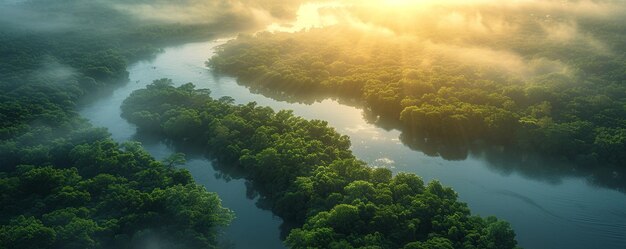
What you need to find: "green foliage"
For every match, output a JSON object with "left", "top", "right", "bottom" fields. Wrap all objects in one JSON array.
[
  {"left": 163, "top": 153, "right": 187, "bottom": 168},
  {"left": 209, "top": 24, "right": 626, "bottom": 167},
  {"left": 0, "top": 1, "right": 236, "bottom": 248},
  {"left": 0, "top": 0, "right": 225, "bottom": 139},
  {"left": 121, "top": 80, "right": 519, "bottom": 249},
  {"left": 0, "top": 216, "right": 56, "bottom": 249},
  {"left": 0, "top": 129, "right": 233, "bottom": 249},
  {"left": 404, "top": 237, "right": 454, "bottom": 249}
]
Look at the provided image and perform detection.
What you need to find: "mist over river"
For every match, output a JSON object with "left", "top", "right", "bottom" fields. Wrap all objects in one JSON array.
[{"left": 79, "top": 40, "right": 626, "bottom": 249}]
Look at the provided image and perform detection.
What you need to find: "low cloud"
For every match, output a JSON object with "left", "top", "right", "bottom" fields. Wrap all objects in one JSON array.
[
  {"left": 28, "top": 57, "right": 77, "bottom": 83},
  {"left": 268, "top": 0, "right": 624, "bottom": 79},
  {"left": 421, "top": 41, "right": 570, "bottom": 78},
  {"left": 0, "top": 1, "right": 81, "bottom": 32},
  {"left": 110, "top": 0, "right": 311, "bottom": 28},
  {"left": 3, "top": 0, "right": 622, "bottom": 82},
  {"left": 0, "top": 0, "right": 313, "bottom": 35}
]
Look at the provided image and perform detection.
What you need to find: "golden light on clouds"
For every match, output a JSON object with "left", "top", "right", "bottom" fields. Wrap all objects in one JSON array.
[
  {"left": 265, "top": 2, "right": 341, "bottom": 32},
  {"left": 255, "top": 0, "right": 625, "bottom": 82}
]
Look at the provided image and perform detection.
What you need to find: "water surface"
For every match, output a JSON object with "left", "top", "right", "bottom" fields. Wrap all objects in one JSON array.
[{"left": 80, "top": 40, "right": 626, "bottom": 249}]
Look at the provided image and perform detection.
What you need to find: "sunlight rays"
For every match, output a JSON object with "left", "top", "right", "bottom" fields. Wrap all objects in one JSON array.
[{"left": 265, "top": 2, "right": 342, "bottom": 32}]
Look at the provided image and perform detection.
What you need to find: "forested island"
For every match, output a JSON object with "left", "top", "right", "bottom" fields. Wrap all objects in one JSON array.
[
  {"left": 1, "top": 0, "right": 519, "bottom": 248},
  {"left": 4, "top": 0, "right": 625, "bottom": 248},
  {"left": 121, "top": 79, "right": 519, "bottom": 249},
  {"left": 209, "top": 4, "right": 626, "bottom": 167}
]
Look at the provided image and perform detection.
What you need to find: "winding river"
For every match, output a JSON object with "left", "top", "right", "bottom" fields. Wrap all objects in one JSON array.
[{"left": 79, "top": 40, "right": 626, "bottom": 249}]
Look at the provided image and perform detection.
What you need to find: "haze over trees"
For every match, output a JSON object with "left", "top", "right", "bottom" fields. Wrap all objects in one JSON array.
[
  {"left": 6, "top": 0, "right": 624, "bottom": 248},
  {"left": 0, "top": 0, "right": 262, "bottom": 247},
  {"left": 208, "top": 0, "right": 626, "bottom": 169},
  {"left": 121, "top": 79, "right": 520, "bottom": 249}
]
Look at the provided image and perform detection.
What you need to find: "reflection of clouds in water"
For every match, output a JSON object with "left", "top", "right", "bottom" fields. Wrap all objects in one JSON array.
[
  {"left": 344, "top": 124, "right": 385, "bottom": 141},
  {"left": 344, "top": 124, "right": 375, "bottom": 133},
  {"left": 372, "top": 157, "right": 396, "bottom": 169}
]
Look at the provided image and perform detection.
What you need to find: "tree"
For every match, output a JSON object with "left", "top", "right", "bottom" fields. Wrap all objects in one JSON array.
[
  {"left": 163, "top": 153, "right": 186, "bottom": 169},
  {"left": 0, "top": 216, "right": 56, "bottom": 249}
]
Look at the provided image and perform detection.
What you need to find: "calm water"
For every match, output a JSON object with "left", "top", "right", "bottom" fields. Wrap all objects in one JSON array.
[{"left": 79, "top": 40, "right": 626, "bottom": 249}]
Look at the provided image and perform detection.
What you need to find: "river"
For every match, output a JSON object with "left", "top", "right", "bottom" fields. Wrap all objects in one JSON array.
[{"left": 79, "top": 40, "right": 626, "bottom": 249}]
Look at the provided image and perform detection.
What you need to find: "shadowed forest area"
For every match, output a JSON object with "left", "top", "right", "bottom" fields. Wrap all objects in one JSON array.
[
  {"left": 0, "top": 0, "right": 291, "bottom": 248},
  {"left": 2, "top": 0, "right": 626, "bottom": 248}
]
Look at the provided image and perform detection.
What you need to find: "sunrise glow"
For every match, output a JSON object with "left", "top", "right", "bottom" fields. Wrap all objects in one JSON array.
[{"left": 2, "top": 1, "right": 626, "bottom": 249}]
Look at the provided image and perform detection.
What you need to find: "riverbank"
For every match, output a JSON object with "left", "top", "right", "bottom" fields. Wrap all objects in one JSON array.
[{"left": 80, "top": 40, "right": 626, "bottom": 249}]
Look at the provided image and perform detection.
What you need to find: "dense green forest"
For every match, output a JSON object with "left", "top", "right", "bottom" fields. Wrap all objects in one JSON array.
[
  {"left": 0, "top": 126, "right": 233, "bottom": 249},
  {"left": 0, "top": 1, "right": 247, "bottom": 248},
  {"left": 0, "top": 0, "right": 247, "bottom": 138},
  {"left": 10, "top": 0, "right": 623, "bottom": 248},
  {"left": 209, "top": 4, "right": 626, "bottom": 168},
  {"left": 121, "top": 79, "right": 520, "bottom": 249}
]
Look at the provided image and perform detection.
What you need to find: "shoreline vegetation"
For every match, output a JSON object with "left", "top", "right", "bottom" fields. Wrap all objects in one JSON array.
[
  {"left": 6, "top": 0, "right": 625, "bottom": 248},
  {"left": 0, "top": 1, "right": 249, "bottom": 248},
  {"left": 208, "top": 23, "right": 626, "bottom": 170},
  {"left": 121, "top": 79, "right": 520, "bottom": 249}
]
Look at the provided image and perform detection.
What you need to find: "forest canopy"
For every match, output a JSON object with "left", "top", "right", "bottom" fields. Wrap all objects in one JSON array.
[
  {"left": 0, "top": 1, "right": 245, "bottom": 248},
  {"left": 209, "top": 0, "right": 626, "bottom": 167},
  {"left": 120, "top": 79, "right": 520, "bottom": 249},
  {"left": 4, "top": 0, "right": 623, "bottom": 248}
]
